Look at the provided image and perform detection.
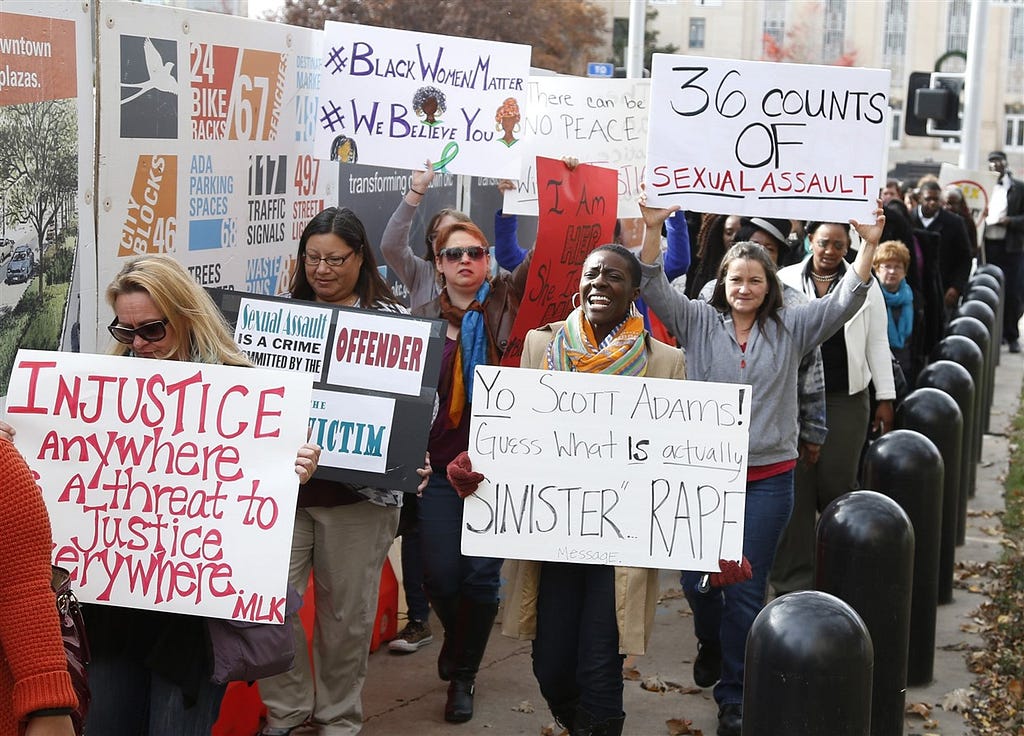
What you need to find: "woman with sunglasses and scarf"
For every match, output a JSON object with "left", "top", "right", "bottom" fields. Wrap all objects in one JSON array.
[
  {"left": 411, "top": 218, "right": 530, "bottom": 724},
  {"left": 0, "top": 254, "right": 322, "bottom": 736},
  {"left": 256, "top": 208, "right": 430, "bottom": 736}
]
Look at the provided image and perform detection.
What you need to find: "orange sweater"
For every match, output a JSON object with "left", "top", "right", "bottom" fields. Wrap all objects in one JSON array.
[{"left": 0, "top": 441, "right": 77, "bottom": 736}]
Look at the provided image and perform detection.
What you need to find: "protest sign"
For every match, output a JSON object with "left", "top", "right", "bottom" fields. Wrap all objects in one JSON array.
[
  {"left": 939, "top": 163, "right": 999, "bottom": 238},
  {"left": 500, "top": 157, "right": 618, "bottom": 367},
  {"left": 5, "top": 350, "right": 314, "bottom": 622},
  {"left": 461, "top": 366, "right": 751, "bottom": 569},
  {"left": 644, "top": 54, "right": 890, "bottom": 223},
  {"left": 211, "top": 289, "right": 444, "bottom": 491},
  {"left": 503, "top": 77, "right": 649, "bottom": 218},
  {"left": 315, "top": 22, "right": 531, "bottom": 178}
]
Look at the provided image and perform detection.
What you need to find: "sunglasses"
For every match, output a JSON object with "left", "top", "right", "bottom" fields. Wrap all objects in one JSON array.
[
  {"left": 437, "top": 246, "right": 487, "bottom": 262},
  {"left": 108, "top": 317, "right": 169, "bottom": 344}
]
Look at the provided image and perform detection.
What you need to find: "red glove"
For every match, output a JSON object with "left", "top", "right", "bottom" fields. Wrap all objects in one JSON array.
[
  {"left": 709, "top": 557, "right": 752, "bottom": 587},
  {"left": 446, "top": 451, "right": 484, "bottom": 498}
]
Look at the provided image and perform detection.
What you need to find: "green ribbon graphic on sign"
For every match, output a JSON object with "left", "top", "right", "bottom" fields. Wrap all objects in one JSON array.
[{"left": 432, "top": 142, "right": 459, "bottom": 174}]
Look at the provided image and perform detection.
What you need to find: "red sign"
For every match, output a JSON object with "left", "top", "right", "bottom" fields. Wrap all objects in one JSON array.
[{"left": 501, "top": 157, "right": 618, "bottom": 366}]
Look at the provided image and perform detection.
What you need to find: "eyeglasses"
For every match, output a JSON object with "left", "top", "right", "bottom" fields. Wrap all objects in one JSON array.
[
  {"left": 302, "top": 251, "right": 353, "bottom": 268},
  {"left": 437, "top": 246, "right": 487, "bottom": 262},
  {"left": 108, "top": 317, "right": 169, "bottom": 344}
]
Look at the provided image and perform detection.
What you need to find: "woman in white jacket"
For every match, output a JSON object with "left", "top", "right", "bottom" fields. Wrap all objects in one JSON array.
[{"left": 771, "top": 221, "right": 896, "bottom": 596}]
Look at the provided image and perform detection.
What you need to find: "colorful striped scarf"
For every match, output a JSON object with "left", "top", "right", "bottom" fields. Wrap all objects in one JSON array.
[{"left": 546, "top": 305, "right": 648, "bottom": 376}]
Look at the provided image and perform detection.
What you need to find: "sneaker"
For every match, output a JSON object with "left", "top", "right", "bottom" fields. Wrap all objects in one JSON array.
[
  {"left": 1010, "top": 339, "right": 1021, "bottom": 354},
  {"left": 389, "top": 620, "right": 434, "bottom": 653},
  {"left": 255, "top": 727, "right": 298, "bottom": 736}
]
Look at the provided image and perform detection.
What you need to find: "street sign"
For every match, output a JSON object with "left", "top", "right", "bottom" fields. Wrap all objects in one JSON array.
[{"left": 587, "top": 62, "right": 614, "bottom": 78}]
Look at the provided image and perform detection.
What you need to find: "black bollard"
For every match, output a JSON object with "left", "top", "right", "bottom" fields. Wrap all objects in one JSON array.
[
  {"left": 947, "top": 316, "right": 992, "bottom": 434},
  {"left": 964, "top": 286, "right": 999, "bottom": 419},
  {"left": 896, "top": 388, "right": 963, "bottom": 604},
  {"left": 975, "top": 262, "right": 1005, "bottom": 288},
  {"left": 816, "top": 491, "right": 913, "bottom": 736},
  {"left": 931, "top": 335, "right": 984, "bottom": 502},
  {"left": 744, "top": 591, "right": 872, "bottom": 736},
  {"left": 862, "top": 429, "right": 943, "bottom": 686},
  {"left": 956, "top": 300, "right": 998, "bottom": 414},
  {"left": 970, "top": 272, "right": 1004, "bottom": 366},
  {"left": 917, "top": 360, "right": 975, "bottom": 546}
]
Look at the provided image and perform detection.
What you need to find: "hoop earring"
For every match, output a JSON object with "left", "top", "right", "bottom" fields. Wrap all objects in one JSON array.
[
  {"left": 571, "top": 292, "right": 581, "bottom": 309},
  {"left": 495, "top": 121, "right": 503, "bottom": 132},
  {"left": 513, "top": 122, "right": 521, "bottom": 133}
]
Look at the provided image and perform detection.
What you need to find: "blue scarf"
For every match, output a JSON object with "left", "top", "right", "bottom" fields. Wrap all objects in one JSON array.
[
  {"left": 881, "top": 279, "right": 914, "bottom": 349},
  {"left": 460, "top": 280, "right": 491, "bottom": 393}
]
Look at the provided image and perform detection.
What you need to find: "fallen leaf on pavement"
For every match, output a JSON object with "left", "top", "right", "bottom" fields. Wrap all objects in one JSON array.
[
  {"left": 511, "top": 700, "right": 535, "bottom": 713},
  {"left": 906, "top": 701, "right": 932, "bottom": 719},
  {"left": 666, "top": 717, "right": 702, "bottom": 735},
  {"left": 941, "top": 688, "right": 973, "bottom": 712}
]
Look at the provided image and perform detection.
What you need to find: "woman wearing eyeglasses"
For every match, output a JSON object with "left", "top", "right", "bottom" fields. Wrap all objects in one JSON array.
[
  {"left": 0, "top": 254, "right": 321, "bottom": 736},
  {"left": 410, "top": 219, "right": 529, "bottom": 724},
  {"left": 256, "top": 208, "right": 430, "bottom": 736}
]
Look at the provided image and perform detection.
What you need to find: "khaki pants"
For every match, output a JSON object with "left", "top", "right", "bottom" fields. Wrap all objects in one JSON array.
[{"left": 259, "top": 501, "right": 400, "bottom": 735}]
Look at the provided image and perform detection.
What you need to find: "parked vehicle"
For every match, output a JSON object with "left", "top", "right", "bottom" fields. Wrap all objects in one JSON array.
[
  {"left": 0, "top": 238, "right": 13, "bottom": 261},
  {"left": 5, "top": 248, "right": 35, "bottom": 284}
]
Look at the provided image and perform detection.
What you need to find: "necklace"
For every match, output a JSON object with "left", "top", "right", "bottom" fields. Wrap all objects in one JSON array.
[{"left": 810, "top": 270, "right": 839, "bottom": 283}]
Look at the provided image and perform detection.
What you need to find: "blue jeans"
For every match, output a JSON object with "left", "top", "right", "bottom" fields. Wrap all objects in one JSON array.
[
  {"left": 532, "top": 562, "right": 624, "bottom": 719},
  {"left": 418, "top": 472, "right": 502, "bottom": 602},
  {"left": 85, "top": 652, "right": 226, "bottom": 736},
  {"left": 399, "top": 501, "right": 431, "bottom": 621},
  {"left": 682, "top": 469, "right": 795, "bottom": 707}
]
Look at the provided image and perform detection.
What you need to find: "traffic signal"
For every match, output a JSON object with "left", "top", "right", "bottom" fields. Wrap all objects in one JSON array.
[{"left": 904, "top": 71, "right": 964, "bottom": 138}]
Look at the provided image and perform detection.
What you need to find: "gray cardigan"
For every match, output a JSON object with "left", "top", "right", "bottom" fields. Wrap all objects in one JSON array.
[
  {"left": 640, "top": 257, "right": 870, "bottom": 466},
  {"left": 380, "top": 198, "right": 440, "bottom": 310}
]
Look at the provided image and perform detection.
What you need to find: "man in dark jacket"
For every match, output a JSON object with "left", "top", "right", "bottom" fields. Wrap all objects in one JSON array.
[
  {"left": 912, "top": 179, "right": 973, "bottom": 318},
  {"left": 983, "top": 151, "right": 1024, "bottom": 351}
]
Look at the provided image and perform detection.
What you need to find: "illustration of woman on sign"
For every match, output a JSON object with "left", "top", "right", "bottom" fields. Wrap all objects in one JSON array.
[
  {"left": 494, "top": 97, "right": 521, "bottom": 147},
  {"left": 330, "top": 134, "right": 358, "bottom": 163},
  {"left": 413, "top": 86, "right": 447, "bottom": 126}
]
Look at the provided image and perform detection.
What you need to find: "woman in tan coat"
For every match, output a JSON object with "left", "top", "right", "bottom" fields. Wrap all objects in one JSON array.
[{"left": 448, "top": 244, "right": 684, "bottom": 736}]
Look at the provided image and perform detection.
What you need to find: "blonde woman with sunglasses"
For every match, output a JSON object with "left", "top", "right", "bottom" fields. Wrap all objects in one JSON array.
[{"left": 2, "top": 254, "right": 321, "bottom": 736}]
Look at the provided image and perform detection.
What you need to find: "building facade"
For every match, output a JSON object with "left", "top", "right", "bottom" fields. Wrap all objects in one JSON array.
[{"left": 597, "top": 0, "right": 1024, "bottom": 172}]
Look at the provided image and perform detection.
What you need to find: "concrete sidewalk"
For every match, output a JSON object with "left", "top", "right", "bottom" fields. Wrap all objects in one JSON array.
[{"left": 355, "top": 347, "right": 1022, "bottom": 736}]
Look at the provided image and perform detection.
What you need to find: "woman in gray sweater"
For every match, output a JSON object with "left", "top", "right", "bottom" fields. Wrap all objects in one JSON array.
[{"left": 636, "top": 198, "right": 885, "bottom": 736}]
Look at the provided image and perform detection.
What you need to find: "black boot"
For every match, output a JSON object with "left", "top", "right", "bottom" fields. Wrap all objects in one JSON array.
[
  {"left": 571, "top": 707, "right": 625, "bottom": 736},
  {"left": 430, "top": 594, "right": 459, "bottom": 681},
  {"left": 548, "top": 698, "right": 579, "bottom": 733},
  {"left": 693, "top": 639, "right": 722, "bottom": 688},
  {"left": 444, "top": 597, "right": 498, "bottom": 723}
]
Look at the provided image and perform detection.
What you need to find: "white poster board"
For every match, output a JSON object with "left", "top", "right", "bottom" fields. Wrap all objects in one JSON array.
[
  {"left": 502, "top": 77, "right": 649, "bottom": 218},
  {"left": 96, "top": 4, "right": 339, "bottom": 349},
  {"left": 315, "top": 22, "right": 531, "bottom": 178},
  {"left": 939, "top": 163, "right": 999, "bottom": 238},
  {"left": 5, "top": 350, "right": 314, "bottom": 622},
  {"left": 645, "top": 54, "right": 890, "bottom": 223},
  {"left": 461, "top": 366, "right": 751, "bottom": 570}
]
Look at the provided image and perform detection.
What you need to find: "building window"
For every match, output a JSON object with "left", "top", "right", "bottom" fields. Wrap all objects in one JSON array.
[
  {"left": 882, "top": 0, "right": 908, "bottom": 80},
  {"left": 762, "top": 0, "right": 786, "bottom": 55},
  {"left": 945, "top": 0, "right": 969, "bottom": 72},
  {"left": 1007, "top": 113, "right": 1024, "bottom": 151},
  {"left": 689, "top": 18, "right": 706, "bottom": 49},
  {"left": 822, "top": 0, "right": 847, "bottom": 62},
  {"left": 890, "top": 103, "right": 902, "bottom": 146},
  {"left": 1009, "top": 7, "right": 1024, "bottom": 95}
]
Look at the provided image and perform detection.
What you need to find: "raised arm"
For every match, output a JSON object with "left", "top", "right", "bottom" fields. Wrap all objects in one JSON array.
[
  {"left": 380, "top": 161, "right": 437, "bottom": 298},
  {"left": 849, "top": 199, "right": 886, "bottom": 282}
]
